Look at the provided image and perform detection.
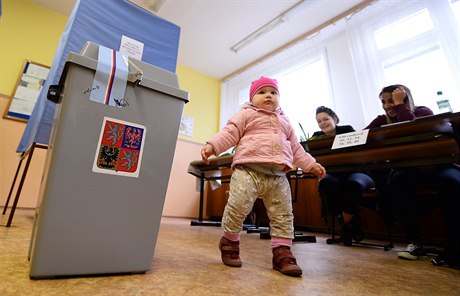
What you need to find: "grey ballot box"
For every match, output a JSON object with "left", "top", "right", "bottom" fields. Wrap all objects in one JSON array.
[{"left": 29, "top": 42, "right": 189, "bottom": 279}]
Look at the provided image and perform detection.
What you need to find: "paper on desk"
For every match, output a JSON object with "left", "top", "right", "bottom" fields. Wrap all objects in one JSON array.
[
  {"left": 209, "top": 180, "right": 222, "bottom": 190},
  {"left": 332, "top": 129, "right": 369, "bottom": 150}
]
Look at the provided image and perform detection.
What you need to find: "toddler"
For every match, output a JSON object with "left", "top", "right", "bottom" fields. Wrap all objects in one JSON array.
[{"left": 201, "top": 77, "right": 325, "bottom": 276}]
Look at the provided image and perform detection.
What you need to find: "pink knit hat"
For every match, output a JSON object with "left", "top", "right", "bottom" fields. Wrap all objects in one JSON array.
[{"left": 249, "top": 76, "right": 279, "bottom": 101}]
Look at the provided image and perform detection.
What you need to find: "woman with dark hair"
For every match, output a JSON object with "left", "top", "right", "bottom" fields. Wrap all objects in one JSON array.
[
  {"left": 309, "top": 106, "right": 355, "bottom": 139},
  {"left": 365, "top": 84, "right": 431, "bottom": 128},
  {"left": 310, "top": 106, "right": 374, "bottom": 246}
]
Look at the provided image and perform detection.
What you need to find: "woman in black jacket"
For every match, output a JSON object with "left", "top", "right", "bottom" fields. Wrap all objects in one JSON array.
[
  {"left": 310, "top": 106, "right": 354, "bottom": 139},
  {"left": 310, "top": 106, "right": 374, "bottom": 246}
]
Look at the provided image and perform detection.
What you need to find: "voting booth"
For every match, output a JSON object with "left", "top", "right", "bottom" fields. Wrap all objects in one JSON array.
[
  {"left": 18, "top": 0, "right": 181, "bottom": 153},
  {"left": 28, "top": 42, "right": 189, "bottom": 278}
]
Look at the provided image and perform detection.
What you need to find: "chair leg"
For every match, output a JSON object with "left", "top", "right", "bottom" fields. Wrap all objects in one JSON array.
[
  {"left": 325, "top": 213, "right": 393, "bottom": 251},
  {"left": 326, "top": 215, "right": 342, "bottom": 244},
  {"left": 383, "top": 222, "right": 394, "bottom": 251},
  {"left": 350, "top": 218, "right": 393, "bottom": 251},
  {"left": 2, "top": 153, "right": 25, "bottom": 215}
]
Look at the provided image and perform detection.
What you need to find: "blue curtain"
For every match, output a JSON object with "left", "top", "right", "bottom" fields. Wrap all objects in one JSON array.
[{"left": 17, "top": 0, "right": 181, "bottom": 152}]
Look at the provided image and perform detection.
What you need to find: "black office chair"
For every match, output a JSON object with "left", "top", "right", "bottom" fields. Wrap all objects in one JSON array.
[{"left": 320, "top": 187, "right": 394, "bottom": 251}]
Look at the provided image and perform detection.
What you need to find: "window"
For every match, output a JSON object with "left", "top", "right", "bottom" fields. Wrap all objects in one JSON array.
[
  {"left": 221, "top": 46, "right": 334, "bottom": 141},
  {"left": 374, "top": 9, "right": 433, "bottom": 50},
  {"left": 347, "top": 1, "right": 459, "bottom": 120},
  {"left": 276, "top": 56, "right": 332, "bottom": 140},
  {"left": 452, "top": 0, "right": 460, "bottom": 22},
  {"left": 375, "top": 6, "right": 459, "bottom": 113}
]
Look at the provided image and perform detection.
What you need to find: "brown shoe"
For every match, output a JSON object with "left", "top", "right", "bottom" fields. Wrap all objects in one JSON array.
[
  {"left": 272, "top": 246, "right": 302, "bottom": 277},
  {"left": 219, "top": 237, "right": 242, "bottom": 267}
]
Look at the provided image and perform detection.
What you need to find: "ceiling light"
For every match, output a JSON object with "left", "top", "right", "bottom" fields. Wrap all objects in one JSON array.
[
  {"left": 231, "top": 17, "right": 286, "bottom": 53},
  {"left": 230, "top": 0, "right": 309, "bottom": 53}
]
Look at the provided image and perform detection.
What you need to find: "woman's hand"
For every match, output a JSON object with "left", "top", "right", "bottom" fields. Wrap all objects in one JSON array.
[
  {"left": 310, "top": 163, "right": 326, "bottom": 179},
  {"left": 392, "top": 87, "right": 406, "bottom": 105},
  {"left": 201, "top": 143, "right": 215, "bottom": 164}
]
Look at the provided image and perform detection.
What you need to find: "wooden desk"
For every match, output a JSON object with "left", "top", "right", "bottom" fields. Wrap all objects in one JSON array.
[
  {"left": 304, "top": 111, "right": 459, "bottom": 172},
  {"left": 187, "top": 112, "right": 460, "bottom": 230},
  {"left": 188, "top": 155, "right": 233, "bottom": 226}
]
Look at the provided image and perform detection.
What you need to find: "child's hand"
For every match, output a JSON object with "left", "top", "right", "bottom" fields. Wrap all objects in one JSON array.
[
  {"left": 201, "top": 143, "right": 215, "bottom": 164},
  {"left": 310, "top": 163, "right": 326, "bottom": 179}
]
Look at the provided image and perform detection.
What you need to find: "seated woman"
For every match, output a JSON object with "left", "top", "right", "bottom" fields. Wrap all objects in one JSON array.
[
  {"left": 309, "top": 106, "right": 354, "bottom": 139},
  {"left": 366, "top": 84, "right": 459, "bottom": 269},
  {"left": 310, "top": 106, "right": 375, "bottom": 246}
]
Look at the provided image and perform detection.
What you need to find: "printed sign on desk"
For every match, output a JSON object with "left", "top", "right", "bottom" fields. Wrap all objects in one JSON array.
[
  {"left": 93, "top": 117, "right": 146, "bottom": 177},
  {"left": 331, "top": 129, "right": 369, "bottom": 150}
]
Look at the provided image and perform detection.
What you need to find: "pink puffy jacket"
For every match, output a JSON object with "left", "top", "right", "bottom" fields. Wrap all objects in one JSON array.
[{"left": 207, "top": 104, "right": 316, "bottom": 172}]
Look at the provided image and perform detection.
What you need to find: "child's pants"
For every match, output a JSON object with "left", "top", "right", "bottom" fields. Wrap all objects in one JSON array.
[{"left": 221, "top": 165, "right": 294, "bottom": 239}]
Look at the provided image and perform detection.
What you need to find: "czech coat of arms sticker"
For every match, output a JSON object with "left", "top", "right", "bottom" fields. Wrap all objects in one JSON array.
[{"left": 92, "top": 117, "right": 146, "bottom": 177}]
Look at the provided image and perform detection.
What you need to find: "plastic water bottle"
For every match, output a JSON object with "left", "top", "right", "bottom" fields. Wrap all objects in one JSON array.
[{"left": 436, "top": 91, "right": 452, "bottom": 113}]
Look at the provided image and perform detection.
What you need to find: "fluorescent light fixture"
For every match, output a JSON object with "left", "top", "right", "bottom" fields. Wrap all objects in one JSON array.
[
  {"left": 230, "top": 0, "right": 309, "bottom": 53},
  {"left": 231, "top": 17, "right": 286, "bottom": 53}
]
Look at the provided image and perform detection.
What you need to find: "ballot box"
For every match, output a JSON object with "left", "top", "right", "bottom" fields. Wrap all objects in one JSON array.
[{"left": 29, "top": 42, "right": 189, "bottom": 278}]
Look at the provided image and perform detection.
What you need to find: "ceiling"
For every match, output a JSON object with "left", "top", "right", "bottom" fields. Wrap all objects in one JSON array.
[{"left": 31, "top": 0, "right": 367, "bottom": 80}]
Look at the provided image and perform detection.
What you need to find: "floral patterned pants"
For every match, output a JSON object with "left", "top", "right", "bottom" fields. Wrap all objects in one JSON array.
[{"left": 221, "top": 166, "right": 294, "bottom": 239}]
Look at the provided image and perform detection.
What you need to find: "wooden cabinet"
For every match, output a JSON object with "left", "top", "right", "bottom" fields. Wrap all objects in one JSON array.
[{"left": 289, "top": 174, "right": 325, "bottom": 231}]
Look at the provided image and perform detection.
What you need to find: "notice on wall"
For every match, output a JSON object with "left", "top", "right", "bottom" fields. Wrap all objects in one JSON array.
[
  {"left": 331, "top": 129, "right": 369, "bottom": 150},
  {"left": 120, "top": 35, "right": 144, "bottom": 60},
  {"left": 179, "top": 114, "right": 194, "bottom": 137}
]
